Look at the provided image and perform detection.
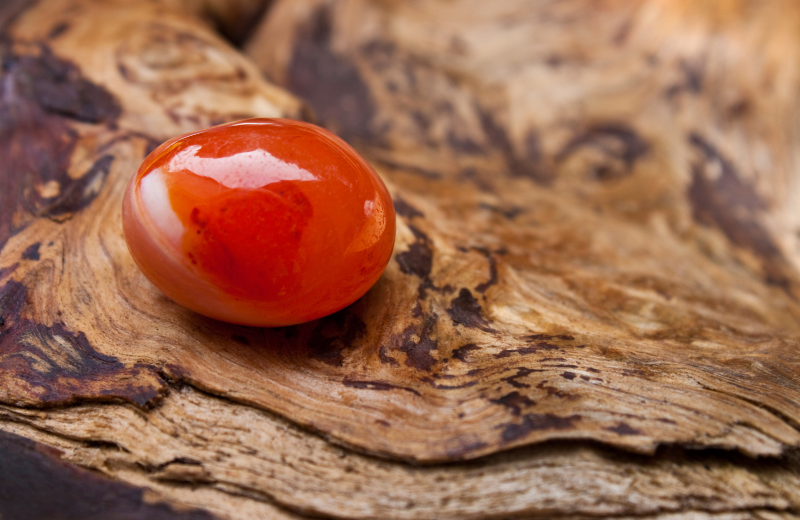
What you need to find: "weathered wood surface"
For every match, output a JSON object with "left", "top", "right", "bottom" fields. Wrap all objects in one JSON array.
[{"left": 1, "top": 0, "right": 800, "bottom": 517}]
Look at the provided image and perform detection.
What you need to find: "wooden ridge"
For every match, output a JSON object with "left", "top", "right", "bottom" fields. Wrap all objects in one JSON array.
[{"left": 1, "top": 0, "right": 799, "bottom": 517}]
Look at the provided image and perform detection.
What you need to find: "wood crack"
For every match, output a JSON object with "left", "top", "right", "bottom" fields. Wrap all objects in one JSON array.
[
  {"left": 4, "top": 0, "right": 800, "bottom": 516},
  {"left": 1, "top": 384, "right": 800, "bottom": 520}
]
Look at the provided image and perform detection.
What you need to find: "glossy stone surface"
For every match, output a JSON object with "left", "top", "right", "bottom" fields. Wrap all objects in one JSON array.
[{"left": 122, "top": 119, "right": 395, "bottom": 326}]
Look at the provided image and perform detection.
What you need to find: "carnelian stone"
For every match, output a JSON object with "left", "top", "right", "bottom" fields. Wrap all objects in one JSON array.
[{"left": 122, "top": 118, "right": 396, "bottom": 327}]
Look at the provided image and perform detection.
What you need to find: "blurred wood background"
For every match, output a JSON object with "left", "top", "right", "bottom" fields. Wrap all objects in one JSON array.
[{"left": 1, "top": 0, "right": 800, "bottom": 518}]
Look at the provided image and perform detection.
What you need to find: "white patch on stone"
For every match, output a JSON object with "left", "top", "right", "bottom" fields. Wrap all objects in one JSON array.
[{"left": 140, "top": 167, "right": 184, "bottom": 247}]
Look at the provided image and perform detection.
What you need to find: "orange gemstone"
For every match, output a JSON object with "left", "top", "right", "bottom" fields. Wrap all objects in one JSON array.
[{"left": 122, "top": 118, "right": 396, "bottom": 326}]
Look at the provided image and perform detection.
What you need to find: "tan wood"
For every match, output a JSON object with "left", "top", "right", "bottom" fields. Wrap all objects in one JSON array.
[{"left": 1, "top": 0, "right": 799, "bottom": 517}]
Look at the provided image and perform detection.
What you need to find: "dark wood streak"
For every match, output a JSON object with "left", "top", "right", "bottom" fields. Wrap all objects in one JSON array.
[
  {"left": 501, "top": 367, "right": 545, "bottom": 389},
  {"left": 47, "top": 21, "right": 70, "bottom": 39},
  {"left": 392, "top": 196, "right": 424, "bottom": 219},
  {"left": 0, "top": 429, "right": 218, "bottom": 520},
  {"left": 376, "top": 158, "right": 442, "bottom": 179},
  {"left": 42, "top": 155, "right": 115, "bottom": 220},
  {"left": 501, "top": 413, "right": 582, "bottom": 442},
  {"left": 490, "top": 391, "right": 536, "bottom": 416},
  {"left": 666, "top": 59, "right": 706, "bottom": 98},
  {"left": 307, "top": 309, "right": 367, "bottom": 367},
  {"left": 477, "top": 109, "right": 553, "bottom": 184},
  {"left": 451, "top": 343, "right": 480, "bottom": 362},
  {"left": 288, "top": 6, "right": 382, "bottom": 144},
  {"left": 378, "top": 343, "right": 399, "bottom": 365},
  {"left": 0, "top": 39, "right": 120, "bottom": 251},
  {"left": 21, "top": 242, "right": 39, "bottom": 261},
  {"left": 688, "top": 133, "right": 796, "bottom": 295},
  {"left": 20, "top": 47, "right": 120, "bottom": 124},
  {"left": 0, "top": 280, "right": 167, "bottom": 408},
  {"left": 396, "top": 225, "right": 435, "bottom": 298},
  {"left": 343, "top": 378, "right": 422, "bottom": 396},
  {"left": 556, "top": 123, "right": 648, "bottom": 181},
  {"left": 395, "top": 313, "right": 439, "bottom": 371},
  {"left": 447, "top": 288, "right": 494, "bottom": 332},
  {"left": 0, "top": 262, "right": 18, "bottom": 283},
  {"left": 478, "top": 202, "right": 523, "bottom": 220},
  {"left": 495, "top": 343, "right": 559, "bottom": 358},
  {"left": 473, "top": 247, "right": 498, "bottom": 293},
  {"left": 605, "top": 422, "right": 644, "bottom": 436}
]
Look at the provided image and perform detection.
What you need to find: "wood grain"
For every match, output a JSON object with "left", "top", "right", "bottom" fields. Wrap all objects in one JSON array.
[
  {"left": 3, "top": 386, "right": 800, "bottom": 519},
  {"left": 1, "top": 0, "right": 800, "bottom": 517}
]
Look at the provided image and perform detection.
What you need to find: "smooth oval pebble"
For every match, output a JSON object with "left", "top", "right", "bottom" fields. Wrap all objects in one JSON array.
[{"left": 122, "top": 118, "right": 396, "bottom": 327}]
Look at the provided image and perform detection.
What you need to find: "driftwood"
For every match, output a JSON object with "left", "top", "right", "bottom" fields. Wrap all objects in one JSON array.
[{"left": 1, "top": 0, "right": 800, "bottom": 518}]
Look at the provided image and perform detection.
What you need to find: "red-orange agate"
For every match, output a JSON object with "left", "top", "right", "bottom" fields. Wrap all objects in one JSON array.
[{"left": 122, "top": 118, "right": 395, "bottom": 327}]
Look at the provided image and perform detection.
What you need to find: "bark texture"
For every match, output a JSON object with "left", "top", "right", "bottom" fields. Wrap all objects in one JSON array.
[{"left": 1, "top": 0, "right": 800, "bottom": 518}]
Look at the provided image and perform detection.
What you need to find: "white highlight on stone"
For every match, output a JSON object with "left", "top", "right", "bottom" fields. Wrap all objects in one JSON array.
[
  {"left": 168, "top": 145, "right": 316, "bottom": 188},
  {"left": 139, "top": 167, "right": 184, "bottom": 247}
]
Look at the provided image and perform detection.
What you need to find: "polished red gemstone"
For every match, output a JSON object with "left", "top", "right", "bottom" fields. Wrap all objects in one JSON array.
[{"left": 122, "top": 118, "right": 396, "bottom": 326}]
